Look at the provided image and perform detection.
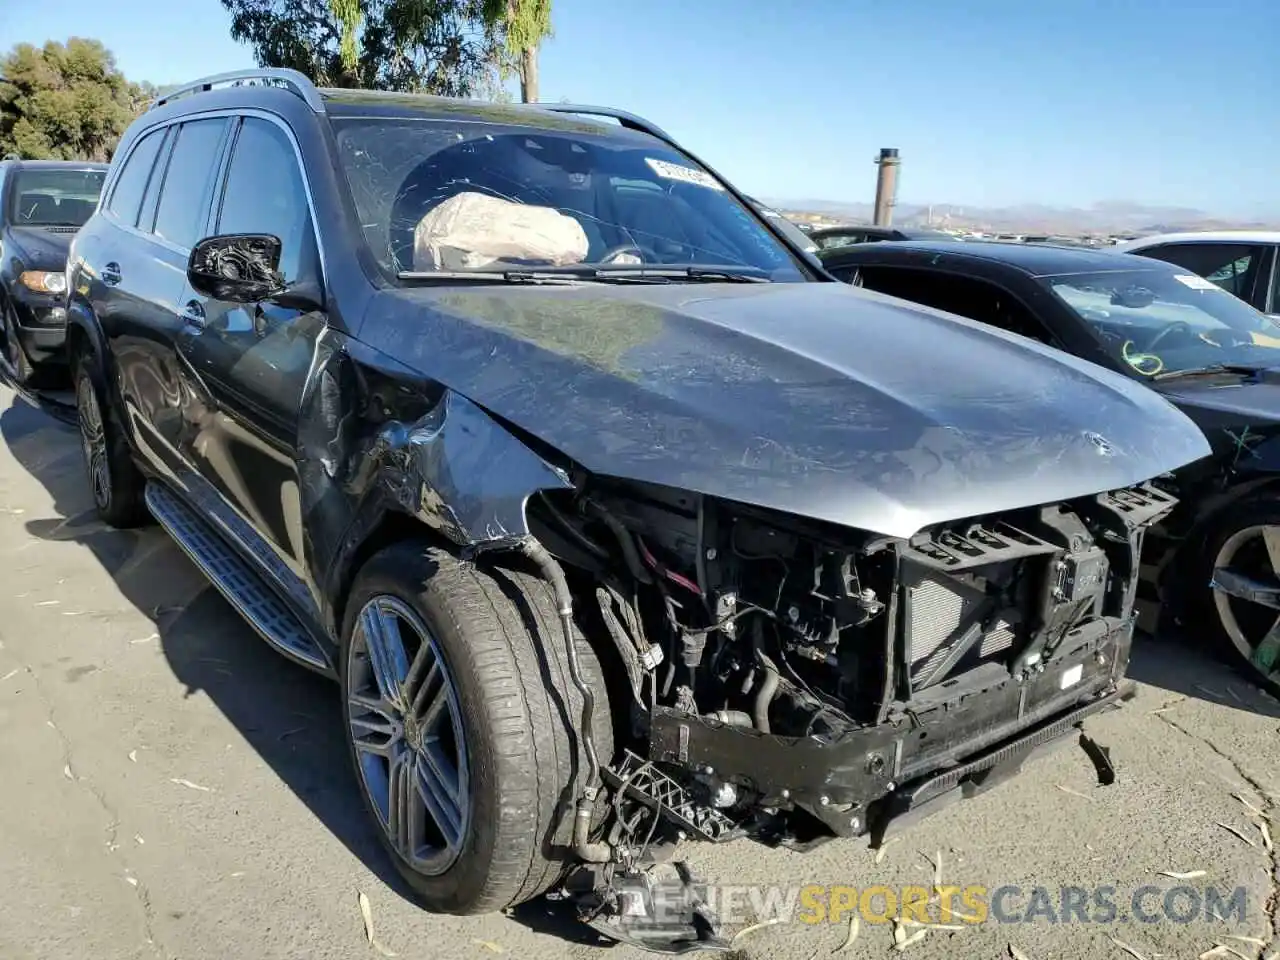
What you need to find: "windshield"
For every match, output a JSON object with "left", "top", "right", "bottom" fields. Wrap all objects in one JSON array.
[
  {"left": 331, "top": 117, "right": 807, "bottom": 282},
  {"left": 1044, "top": 268, "right": 1280, "bottom": 377},
  {"left": 9, "top": 168, "right": 105, "bottom": 227}
]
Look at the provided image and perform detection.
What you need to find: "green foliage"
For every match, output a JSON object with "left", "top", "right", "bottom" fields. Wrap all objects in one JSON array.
[
  {"left": 222, "top": 0, "right": 506, "bottom": 95},
  {"left": 482, "top": 0, "right": 553, "bottom": 101},
  {"left": 0, "top": 38, "right": 150, "bottom": 161}
]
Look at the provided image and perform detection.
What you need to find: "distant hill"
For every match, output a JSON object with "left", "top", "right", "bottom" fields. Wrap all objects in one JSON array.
[{"left": 759, "top": 198, "right": 1280, "bottom": 237}]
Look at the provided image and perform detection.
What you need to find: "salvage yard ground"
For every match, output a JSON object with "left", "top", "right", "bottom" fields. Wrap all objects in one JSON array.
[{"left": 0, "top": 379, "right": 1276, "bottom": 960}]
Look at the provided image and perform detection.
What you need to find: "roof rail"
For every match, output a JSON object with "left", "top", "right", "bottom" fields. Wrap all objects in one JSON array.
[
  {"left": 535, "top": 103, "right": 673, "bottom": 145},
  {"left": 151, "top": 68, "right": 325, "bottom": 114}
]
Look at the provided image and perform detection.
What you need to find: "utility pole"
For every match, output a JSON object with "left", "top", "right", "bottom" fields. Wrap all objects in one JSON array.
[{"left": 872, "top": 148, "right": 900, "bottom": 227}]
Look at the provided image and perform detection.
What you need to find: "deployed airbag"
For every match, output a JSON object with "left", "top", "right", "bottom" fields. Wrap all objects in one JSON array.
[{"left": 413, "top": 191, "right": 589, "bottom": 270}]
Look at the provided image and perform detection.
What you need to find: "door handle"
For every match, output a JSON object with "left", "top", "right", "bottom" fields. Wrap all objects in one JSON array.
[
  {"left": 101, "top": 262, "right": 121, "bottom": 286},
  {"left": 181, "top": 300, "right": 206, "bottom": 328}
]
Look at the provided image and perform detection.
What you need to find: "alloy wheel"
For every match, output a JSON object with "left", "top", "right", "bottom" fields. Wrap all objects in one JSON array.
[
  {"left": 1210, "top": 524, "right": 1280, "bottom": 687},
  {"left": 347, "top": 595, "right": 471, "bottom": 876},
  {"left": 76, "top": 372, "right": 111, "bottom": 510}
]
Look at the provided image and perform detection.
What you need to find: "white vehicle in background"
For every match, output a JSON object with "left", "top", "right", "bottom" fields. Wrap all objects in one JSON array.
[{"left": 1114, "top": 231, "right": 1280, "bottom": 318}]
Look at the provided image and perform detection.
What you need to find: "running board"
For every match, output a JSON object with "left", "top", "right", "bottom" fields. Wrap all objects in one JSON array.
[{"left": 145, "top": 482, "right": 330, "bottom": 673}]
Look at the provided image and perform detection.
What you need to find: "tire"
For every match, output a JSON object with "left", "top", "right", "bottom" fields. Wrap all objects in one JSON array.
[
  {"left": 340, "top": 543, "right": 615, "bottom": 914},
  {"left": 2, "top": 299, "right": 38, "bottom": 387},
  {"left": 73, "top": 349, "right": 149, "bottom": 528},
  {"left": 1194, "top": 497, "right": 1280, "bottom": 698}
]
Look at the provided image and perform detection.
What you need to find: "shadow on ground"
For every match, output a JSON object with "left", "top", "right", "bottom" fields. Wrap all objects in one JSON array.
[
  {"left": 1128, "top": 622, "right": 1280, "bottom": 718},
  {"left": 0, "top": 392, "right": 415, "bottom": 904}
]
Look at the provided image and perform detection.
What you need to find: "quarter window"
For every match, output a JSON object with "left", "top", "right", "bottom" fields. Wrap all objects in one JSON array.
[
  {"left": 106, "top": 128, "right": 166, "bottom": 227},
  {"left": 216, "top": 118, "right": 313, "bottom": 283},
  {"left": 153, "top": 118, "right": 229, "bottom": 250}
]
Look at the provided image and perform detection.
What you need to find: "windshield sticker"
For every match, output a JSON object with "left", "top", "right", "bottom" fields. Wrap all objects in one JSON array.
[
  {"left": 645, "top": 158, "right": 724, "bottom": 191},
  {"left": 1174, "top": 274, "right": 1220, "bottom": 292}
]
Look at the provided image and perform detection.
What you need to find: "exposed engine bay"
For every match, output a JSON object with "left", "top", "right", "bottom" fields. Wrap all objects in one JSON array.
[{"left": 521, "top": 478, "right": 1177, "bottom": 952}]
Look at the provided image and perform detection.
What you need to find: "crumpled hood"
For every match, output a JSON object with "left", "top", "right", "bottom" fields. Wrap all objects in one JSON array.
[
  {"left": 361, "top": 280, "right": 1211, "bottom": 538},
  {"left": 3, "top": 226, "right": 73, "bottom": 271}
]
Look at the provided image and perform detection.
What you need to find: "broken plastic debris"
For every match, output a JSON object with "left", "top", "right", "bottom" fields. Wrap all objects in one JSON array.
[
  {"left": 1009, "top": 946, "right": 1034, "bottom": 960},
  {"left": 893, "top": 928, "right": 928, "bottom": 951},
  {"left": 63, "top": 764, "right": 73, "bottom": 780},
  {"left": 730, "top": 917, "right": 783, "bottom": 944},
  {"left": 1108, "top": 935, "right": 1149, "bottom": 960},
  {"left": 134, "top": 835, "right": 144, "bottom": 845},
  {"left": 1157, "top": 870, "right": 1206, "bottom": 880},
  {"left": 472, "top": 942, "right": 505, "bottom": 954},
  {"left": 1056, "top": 784, "right": 1093, "bottom": 801},
  {"left": 129, "top": 634, "right": 159, "bottom": 645},
  {"left": 833, "top": 914, "right": 860, "bottom": 952},
  {"left": 358, "top": 890, "right": 398, "bottom": 957},
  {"left": 169, "top": 778, "right": 211, "bottom": 792},
  {"left": 1216, "top": 822, "right": 1257, "bottom": 847},
  {"left": 874, "top": 836, "right": 901, "bottom": 864},
  {"left": 127, "top": 750, "right": 137, "bottom": 763},
  {"left": 125, "top": 876, "right": 138, "bottom": 887},
  {"left": 1, "top": 669, "right": 19, "bottom": 683}
]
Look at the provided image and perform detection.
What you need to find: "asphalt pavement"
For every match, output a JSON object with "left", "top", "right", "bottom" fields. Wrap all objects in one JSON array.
[{"left": 0, "top": 380, "right": 1276, "bottom": 960}]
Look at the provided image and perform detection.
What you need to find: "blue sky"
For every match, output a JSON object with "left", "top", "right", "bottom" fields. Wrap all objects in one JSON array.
[{"left": 2, "top": 0, "right": 1277, "bottom": 215}]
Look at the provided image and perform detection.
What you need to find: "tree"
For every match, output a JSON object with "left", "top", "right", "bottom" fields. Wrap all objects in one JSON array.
[
  {"left": 483, "top": 0, "right": 552, "bottom": 102},
  {"left": 222, "top": 0, "right": 505, "bottom": 95},
  {"left": 0, "top": 38, "right": 149, "bottom": 161}
]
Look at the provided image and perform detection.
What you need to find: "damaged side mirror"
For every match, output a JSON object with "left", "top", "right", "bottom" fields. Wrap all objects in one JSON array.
[{"left": 187, "top": 234, "right": 323, "bottom": 311}]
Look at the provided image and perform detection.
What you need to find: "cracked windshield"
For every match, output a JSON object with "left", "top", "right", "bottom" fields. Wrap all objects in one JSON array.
[
  {"left": 332, "top": 117, "right": 807, "bottom": 281},
  {"left": 1, "top": 2, "right": 1278, "bottom": 960}
]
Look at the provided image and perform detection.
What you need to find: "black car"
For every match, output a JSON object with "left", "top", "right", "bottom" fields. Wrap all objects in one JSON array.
[
  {"left": 67, "top": 70, "right": 1207, "bottom": 950},
  {"left": 820, "top": 238, "right": 1280, "bottom": 695},
  {"left": 809, "top": 224, "right": 958, "bottom": 250},
  {"left": 0, "top": 159, "right": 107, "bottom": 383}
]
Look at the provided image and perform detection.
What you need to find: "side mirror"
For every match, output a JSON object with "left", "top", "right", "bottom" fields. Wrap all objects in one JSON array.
[{"left": 188, "top": 234, "right": 285, "bottom": 303}]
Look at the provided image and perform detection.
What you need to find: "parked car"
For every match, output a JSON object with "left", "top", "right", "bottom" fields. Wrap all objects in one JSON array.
[
  {"left": 809, "top": 224, "right": 958, "bottom": 250},
  {"left": 820, "top": 238, "right": 1280, "bottom": 695},
  {"left": 1113, "top": 231, "right": 1280, "bottom": 317},
  {"left": 0, "top": 159, "right": 107, "bottom": 383},
  {"left": 67, "top": 69, "right": 1208, "bottom": 950}
]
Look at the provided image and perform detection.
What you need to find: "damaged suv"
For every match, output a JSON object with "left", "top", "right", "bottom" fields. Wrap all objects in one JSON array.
[{"left": 66, "top": 69, "right": 1210, "bottom": 952}]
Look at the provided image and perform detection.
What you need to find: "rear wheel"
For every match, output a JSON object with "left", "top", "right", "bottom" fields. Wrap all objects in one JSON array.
[
  {"left": 340, "top": 543, "right": 614, "bottom": 913},
  {"left": 1196, "top": 499, "right": 1280, "bottom": 697},
  {"left": 73, "top": 350, "right": 148, "bottom": 528}
]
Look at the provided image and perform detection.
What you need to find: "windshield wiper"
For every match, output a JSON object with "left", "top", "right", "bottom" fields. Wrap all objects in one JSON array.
[
  {"left": 397, "top": 270, "right": 586, "bottom": 285},
  {"left": 397, "top": 265, "right": 771, "bottom": 286},
  {"left": 1152, "top": 362, "right": 1266, "bottom": 382}
]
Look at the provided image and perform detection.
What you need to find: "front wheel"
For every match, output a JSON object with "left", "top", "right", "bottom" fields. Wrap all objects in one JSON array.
[
  {"left": 340, "top": 543, "right": 614, "bottom": 914},
  {"left": 1196, "top": 499, "right": 1280, "bottom": 697}
]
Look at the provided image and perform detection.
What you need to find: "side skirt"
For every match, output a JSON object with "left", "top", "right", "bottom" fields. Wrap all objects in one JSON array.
[{"left": 144, "top": 480, "right": 334, "bottom": 677}]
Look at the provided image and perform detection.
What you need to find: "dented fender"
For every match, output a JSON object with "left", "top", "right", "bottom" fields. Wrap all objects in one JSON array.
[
  {"left": 364, "top": 389, "right": 573, "bottom": 546},
  {"left": 298, "top": 336, "right": 575, "bottom": 638}
]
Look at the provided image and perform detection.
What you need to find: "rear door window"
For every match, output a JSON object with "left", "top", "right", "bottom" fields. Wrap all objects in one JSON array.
[
  {"left": 153, "top": 118, "right": 230, "bottom": 250},
  {"left": 106, "top": 128, "right": 167, "bottom": 227},
  {"left": 1134, "top": 242, "right": 1266, "bottom": 304}
]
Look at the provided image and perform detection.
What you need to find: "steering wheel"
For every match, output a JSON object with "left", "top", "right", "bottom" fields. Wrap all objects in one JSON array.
[
  {"left": 1144, "top": 320, "right": 1193, "bottom": 352},
  {"left": 598, "top": 242, "right": 661, "bottom": 265}
]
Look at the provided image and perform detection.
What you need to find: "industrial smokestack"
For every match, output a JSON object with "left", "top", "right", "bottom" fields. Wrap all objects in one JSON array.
[{"left": 872, "top": 148, "right": 900, "bottom": 227}]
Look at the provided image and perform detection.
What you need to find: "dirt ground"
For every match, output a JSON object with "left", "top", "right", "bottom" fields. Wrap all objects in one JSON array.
[{"left": 0, "top": 381, "right": 1276, "bottom": 960}]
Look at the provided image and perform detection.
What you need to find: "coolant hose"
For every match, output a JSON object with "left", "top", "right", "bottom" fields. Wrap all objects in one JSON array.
[{"left": 517, "top": 538, "right": 611, "bottom": 863}]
